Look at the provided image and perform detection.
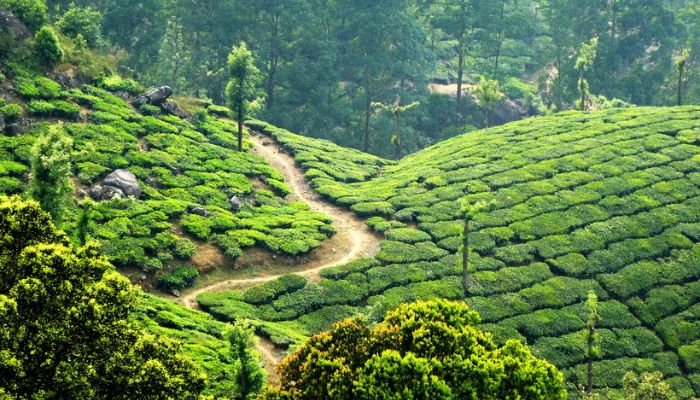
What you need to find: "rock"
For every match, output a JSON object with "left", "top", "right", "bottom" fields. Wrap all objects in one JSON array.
[
  {"left": 161, "top": 101, "right": 189, "bottom": 119},
  {"left": 4, "top": 123, "right": 21, "bottom": 136},
  {"left": 171, "top": 289, "right": 180, "bottom": 298},
  {"left": 88, "top": 185, "right": 103, "bottom": 200},
  {"left": 492, "top": 99, "right": 527, "bottom": 126},
  {"left": 146, "top": 176, "right": 158, "bottom": 187},
  {"left": 0, "top": 8, "right": 30, "bottom": 41},
  {"left": 104, "top": 169, "right": 141, "bottom": 198},
  {"left": 229, "top": 196, "right": 241, "bottom": 212},
  {"left": 134, "top": 86, "right": 173, "bottom": 106},
  {"left": 259, "top": 175, "right": 269, "bottom": 184},
  {"left": 101, "top": 185, "right": 125, "bottom": 200},
  {"left": 53, "top": 70, "right": 81, "bottom": 89},
  {"left": 77, "top": 189, "right": 87, "bottom": 199},
  {"left": 140, "top": 275, "right": 147, "bottom": 281},
  {"left": 262, "top": 140, "right": 271, "bottom": 146},
  {"left": 187, "top": 206, "right": 208, "bottom": 217}
]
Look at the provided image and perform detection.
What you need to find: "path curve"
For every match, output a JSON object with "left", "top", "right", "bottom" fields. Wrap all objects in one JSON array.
[{"left": 180, "top": 133, "right": 380, "bottom": 308}]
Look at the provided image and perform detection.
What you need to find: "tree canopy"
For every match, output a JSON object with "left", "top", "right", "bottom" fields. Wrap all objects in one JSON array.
[
  {"left": 262, "top": 300, "right": 567, "bottom": 399},
  {"left": 0, "top": 196, "right": 206, "bottom": 399}
]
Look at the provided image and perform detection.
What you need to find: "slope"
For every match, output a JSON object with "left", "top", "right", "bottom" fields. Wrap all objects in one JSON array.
[{"left": 200, "top": 108, "right": 700, "bottom": 396}]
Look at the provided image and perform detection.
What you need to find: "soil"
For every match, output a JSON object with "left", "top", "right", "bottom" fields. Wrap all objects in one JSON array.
[{"left": 179, "top": 132, "right": 381, "bottom": 378}]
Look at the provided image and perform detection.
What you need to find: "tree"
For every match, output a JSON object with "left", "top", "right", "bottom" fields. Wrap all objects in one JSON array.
[
  {"left": 76, "top": 198, "right": 94, "bottom": 246},
  {"left": 622, "top": 371, "right": 676, "bottom": 400},
  {"left": 226, "top": 42, "right": 264, "bottom": 151},
  {"left": 584, "top": 290, "right": 601, "bottom": 396},
  {"left": 29, "top": 123, "right": 73, "bottom": 223},
  {"left": 56, "top": 4, "right": 103, "bottom": 47},
  {"left": 458, "top": 198, "right": 495, "bottom": 294},
  {"left": 576, "top": 38, "right": 598, "bottom": 111},
  {"left": 0, "top": 196, "right": 206, "bottom": 399},
  {"left": 34, "top": 25, "right": 64, "bottom": 66},
  {"left": 262, "top": 300, "right": 567, "bottom": 399},
  {"left": 225, "top": 321, "right": 266, "bottom": 400},
  {"left": 675, "top": 48, "right": 690, "bottom": 106},
  {"left": 372, "top": 97, "right": 420, "bottom": 160},
  {"left": 474, "top": 78, "right": 503, "bottom": 127}
]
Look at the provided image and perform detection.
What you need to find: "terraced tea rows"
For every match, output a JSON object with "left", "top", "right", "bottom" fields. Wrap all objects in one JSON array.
[
  {"left": 199, "top": 108, "right": 700, "bottom": 396},
  {"left": 0, "top": 73, "right": 335, "bottom": 281}
]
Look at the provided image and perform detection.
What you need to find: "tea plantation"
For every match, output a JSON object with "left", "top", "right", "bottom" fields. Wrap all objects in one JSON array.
[
  {"left": 199, "top": 108, "right": 700, "bottom": 396},
  {"left": 0, "top": 72, "right": 335, "bottom": 281}
]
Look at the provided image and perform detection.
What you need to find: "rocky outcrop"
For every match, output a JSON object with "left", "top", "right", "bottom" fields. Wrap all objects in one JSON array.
[
  {"left": 229, "top": 196, "right": 241, "bottom": 212},
  {"left": 0, "top": 8, "right": 30, "bottom": 41},
  {"left": 161, "top": 100, "right": 188, "bottom": 119},
  {"left": 103, "top": 169, "right": 141, "bottom": 198},
  {"left": 492, "top": 99, "right": 528, "bottom": 126},
  {"left": 134, "top": 86, "right": 172, "bottom": 106},
  {"left": 187, "top": 205, "right": 209, "bottom": 217},
  {"left": 89, "top": 170, "right": 141, "bottom": 201}
]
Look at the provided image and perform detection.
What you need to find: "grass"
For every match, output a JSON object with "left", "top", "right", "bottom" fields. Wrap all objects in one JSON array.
[{"left": 213, "top": 107, "right": 700, "bottom": 395}]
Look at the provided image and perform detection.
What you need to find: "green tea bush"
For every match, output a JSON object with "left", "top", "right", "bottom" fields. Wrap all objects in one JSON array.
[
  {"left": 243, "top": 275, "right": 308, "bottom": 305},
  {"left": 1, "top": 103, "right": 24, "bottom": 123},
  {"left": 173, "top": 238, "right": 197, "bottom": 259},
  {"left": 14, "top": 75, "right": 61, "bottom": 99},
  {"left": 157, "top": 266, "right": 199, "bottom": 291}
]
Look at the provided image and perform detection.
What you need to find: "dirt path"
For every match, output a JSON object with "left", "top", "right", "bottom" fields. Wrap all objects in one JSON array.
[{"left": 180, "top": 133, "right": 380, "bottom": 307}]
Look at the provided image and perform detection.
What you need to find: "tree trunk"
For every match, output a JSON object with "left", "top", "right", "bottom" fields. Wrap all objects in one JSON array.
[
  {"left": 456, "top": 44, "right": 465, "bottom": 116},
  {"left": 579, "top": 70, "right": 586, "bottom": 111},
  {"left": 462, "top": 218, "right": 469, "bottom": 294},
  {"left": 363, "top": 90, "right": 371, "bottom": 153},
  {"left": 493, "top": 0, "right": 507, "bottom": 78},
  {"left": 678, "top": 60, "right": 685, "bottom": 106},
  {"left": 266, "top": 12, "right": 280, "bottom": 111},
  {"left": 395, "top": 112, "right": 401, "bottom": 160},
  {"left": 586, "top": 321, "right": 596, "bottom": 395}
]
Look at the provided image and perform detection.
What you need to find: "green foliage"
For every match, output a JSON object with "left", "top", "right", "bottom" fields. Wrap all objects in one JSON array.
[
  {"left": 34, "top": 25, "right": 64, "bottom": 66},
  {"left": 243, "top": 275, "right": 308, "bottom": 305},
  {"left": 226, "top": 41, "right": 264, "bottom": 150},
  {"left": 13, "top": 74, "right": 61, "bottom": 99},
  {"left": 622, "top": 371, "right": 677, "bottom": 400},
  {"left": 0, "top": 196, "right": 206, "bottom": 399},
  {"left": 29, "top": 123, "right": 73, "bottom": 222},
  {"left": 225, "top": 321, "right": 266, "bottom": 399},
  {"left": 157, "top": 265, "right": 199, "bottom": 291},
  {"left": 172, "top": 238, "right": 197, "bottom": 259},
  {"left": 0, "top": 103, "right": 24, "bottom": 123},
  {"left": 56, "top": 4, "right": 103, "bottom": 47},
  {"left": 0, "top": 0, "right": 46, "bottom": 30},
  {"left": 27, "top": 99, "right": 81, "bottom": 119},
  {"left": 264, "top": 300, "right": 567, "bottom": 399},
  {"left": 99, "top": 75, "right": 144, "bottom": 95}
]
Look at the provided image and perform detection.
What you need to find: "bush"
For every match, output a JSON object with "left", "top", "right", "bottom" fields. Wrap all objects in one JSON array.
[
  {"left": 1, "top": 103, "right": 24, "bottom": 123},
  {"left": 0, "top": 0, "right": 47, "bottom": 30},
  {"left": 157, "top": 266, "right": 199, "bottom": 291},
  {"left": 100, "top": 75, "right": 144, "bottom": 95},
  {"left": 243, "top": 274, "right": 308, "bottom": 305},
  {"left": 172, "top": 238, "right": 197, "bottom": 259},
  {"left": 14, "top": 75, "right": 61, "bottom": 99},
  {"left": 56, "top": 4, "right": 103, "bottom": 46},
  {"left": 34, "top": 26, "right": 64, "bottom": 65},
  {"left": 27, "top": 99, "right": 80, "bottom": 119}
]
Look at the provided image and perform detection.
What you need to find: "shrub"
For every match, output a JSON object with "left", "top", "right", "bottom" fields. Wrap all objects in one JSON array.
[
  {"left": 1, "top": 103, "right": 24, "bottom": 123},
  {"left": 0, "top": 0, "right": 47, "bottom": 30},
  {"left": 243, "top": 275, "right": 308, "bottom": 305},
  {"left": 100, "top": 75, "right": 144, "bottom": 95},
  {"left": 27, "top": 99, "right": 80, "bottom": 119},
  {"left": 385, "top": 228, "right": 432, "bottom": 243},
  {"left": 56, "top": 4, "right": 103, "bottom": 46},
  {"left": 157, "top": 266, "right": 199, "bottom": 291},
  {"left": 173, "top": 238, "right": 197, "bottom": 259},
  {"left": 14, "top": 75, "right": 61, "bottom": 99},
  {"left": 34, "top": 26, "right": 64, "bottom": 65}
]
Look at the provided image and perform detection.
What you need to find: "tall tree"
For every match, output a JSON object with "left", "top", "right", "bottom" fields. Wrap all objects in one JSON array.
[
  {"left": 576, "top": 37, "right": 598, "bottom": 111},
  {"left": 337, "top": 0, "right": 432, "bottom": 153},
  {"left": 226, "top": 321, "right": 266, "bottom": 400},
  {"left": 372, "top": 97, "right": 420, "bottom": 160},
  {"left": 226, "top": 42, "right": 264, "bottom": 152},
  {"left": 475, "top": 78, "right": 504, "bottom": 127},
  {"left": 584, "top": 290, "right": 601, "bottom": 396},
  {"left": 675, "top": 48, "right": 690, "bottom": 106},
  {"left": 29, "top": 123, "right": 73, "bottom": 223},
  {"left": 458, "top": 198, "right": 495, "bottom": 294},
  {"left": 0, "top": 196, "right": 206, "bottom": 399}
]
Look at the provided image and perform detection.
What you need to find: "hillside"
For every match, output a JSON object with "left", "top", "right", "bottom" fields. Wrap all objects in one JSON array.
[{"left": 197, "top": 108, "right": 700, "bottom": 396}]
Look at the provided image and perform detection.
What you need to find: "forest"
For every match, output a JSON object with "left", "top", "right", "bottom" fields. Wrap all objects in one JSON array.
[{"left": 0, "top": 0, "right": 699, "bottom": 399}]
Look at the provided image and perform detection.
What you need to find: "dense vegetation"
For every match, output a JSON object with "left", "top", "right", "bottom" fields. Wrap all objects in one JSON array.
[
  {"left": 38, "top": 0, "right": 700, "bottom": 157},
  {"left": 201, "top": 108, "right": 700, "bottom": 396},
  {"left": 0, "top": 196, "right": 206, "bottom": 399},
  {"left": 262, "top": 300, "right": 567, "bottom": 399},
  {"left": 0, "top": 70, "right": 334, "bottom": 281}
]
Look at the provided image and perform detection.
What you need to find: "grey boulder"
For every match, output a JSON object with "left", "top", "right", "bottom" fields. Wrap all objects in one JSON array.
[{"left": 104, "top": 169, "right": 141, "bottom": 198}]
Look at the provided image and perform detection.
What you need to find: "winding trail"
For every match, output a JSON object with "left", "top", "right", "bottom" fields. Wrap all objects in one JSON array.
[
  {"left": 179, "top": 132, "right": 381, "bottom": 377},
  {"left": 181, "top": 134, "right": 380, "bottom": 309}
]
